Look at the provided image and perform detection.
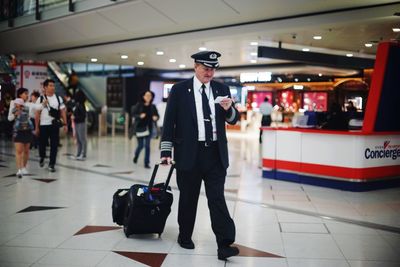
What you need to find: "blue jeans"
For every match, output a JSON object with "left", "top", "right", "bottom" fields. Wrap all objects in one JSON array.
[{"left": 134, "top": 135, "right": 151, "bottom": 165}]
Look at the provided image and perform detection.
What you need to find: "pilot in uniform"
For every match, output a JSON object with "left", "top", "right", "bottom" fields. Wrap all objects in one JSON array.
[{"left": 160, "top": 51, "right": 240, "bottom": 260}]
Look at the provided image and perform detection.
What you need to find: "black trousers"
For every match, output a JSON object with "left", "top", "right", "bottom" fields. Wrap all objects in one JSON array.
[
  {"left": 176, "top": 142, "right": 235, "bottom": 248},
  {"left": 260, "top": 115, "right": 272, "bottom": 143},
  {"left": 39, "top": 125, "right": 60, "bottom": 166}
]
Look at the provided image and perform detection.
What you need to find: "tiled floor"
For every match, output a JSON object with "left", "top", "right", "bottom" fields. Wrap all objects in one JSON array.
[{"left": 0, "top": 131, "right": 399, "bottom": 267}]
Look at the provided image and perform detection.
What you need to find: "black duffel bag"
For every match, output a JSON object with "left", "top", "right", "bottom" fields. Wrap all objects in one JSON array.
[{"left": 112, "top": 189, "right": 130, "bottom": 225}]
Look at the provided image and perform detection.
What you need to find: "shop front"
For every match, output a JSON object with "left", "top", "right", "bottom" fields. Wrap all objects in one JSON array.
[{"left": 260, "top": 42, "right": 400, "bottom": 191}]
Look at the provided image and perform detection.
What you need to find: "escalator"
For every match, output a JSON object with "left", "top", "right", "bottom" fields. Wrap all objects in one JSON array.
[{"left": 47, "top": 61, "right": 100, "bottom": 132}]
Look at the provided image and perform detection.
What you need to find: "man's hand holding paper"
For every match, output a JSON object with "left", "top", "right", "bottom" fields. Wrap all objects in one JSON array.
[{"left": 215, "top": 96, "right": 232, "bottom": 111}]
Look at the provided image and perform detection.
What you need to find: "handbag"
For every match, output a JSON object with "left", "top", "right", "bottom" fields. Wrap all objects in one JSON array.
[
  {"left": 136, "top": 126, "right": 150, "bottom": 137},
  {"left": 52, "top": 118, "right": 64, "bottom": 128}
]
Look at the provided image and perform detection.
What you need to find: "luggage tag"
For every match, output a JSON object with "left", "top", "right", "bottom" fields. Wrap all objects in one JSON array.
[
  {"left": 137, "top": 188, "right": 144, "bottom": 196},
  {"left": 118, "top": 190, "right": 128, "bottom": 196}
]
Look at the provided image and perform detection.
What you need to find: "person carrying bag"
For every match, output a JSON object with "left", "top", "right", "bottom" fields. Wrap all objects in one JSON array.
[{"left": 131, "top": 90, "right": 159, "bottom": 168}]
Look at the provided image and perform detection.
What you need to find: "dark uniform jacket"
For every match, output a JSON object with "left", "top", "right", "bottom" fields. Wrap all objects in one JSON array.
[{"left": 161, "top": 78, "right": 239, "bottom": 171}]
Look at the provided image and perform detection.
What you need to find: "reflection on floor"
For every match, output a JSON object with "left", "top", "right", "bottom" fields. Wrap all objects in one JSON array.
[{"left": 0, "top": 132, "right": 399, "bottom": 267}]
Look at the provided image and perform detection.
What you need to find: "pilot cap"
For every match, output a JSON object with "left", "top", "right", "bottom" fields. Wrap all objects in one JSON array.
[{"left": 191, "top": 51, "right": 221, "bottom": 68}]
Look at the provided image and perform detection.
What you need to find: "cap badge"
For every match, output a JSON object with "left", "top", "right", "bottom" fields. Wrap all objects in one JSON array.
[{"left": 210, "top": 53, "right": 217, "bottom": 59}]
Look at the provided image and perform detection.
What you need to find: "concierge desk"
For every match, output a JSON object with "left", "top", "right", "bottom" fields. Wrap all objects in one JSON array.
[{"left": 261, "top": 127, "right": 400, "bottom": 191}]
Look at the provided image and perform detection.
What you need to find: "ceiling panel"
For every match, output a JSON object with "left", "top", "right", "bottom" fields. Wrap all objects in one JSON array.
[
  {"left": 145, "top": 0, "right": 238, "bottom": 27},
  {"left": 0, "top": 21, "right": 87, "bottom": 53},
  {"left": 224, "top": 0, "right": 397, "bottom": 22},
  {"left": 2, "top": 0, "right": 399, "bottom": 74},
  {"left": 98, "top": 1, "right": 176, "bottom": 35},
  {"left": 61, "top": 12, "right": 128, "bottom": 39}
]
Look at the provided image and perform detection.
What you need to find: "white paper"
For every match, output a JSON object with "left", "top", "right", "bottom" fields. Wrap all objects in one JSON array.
[{"left": 214, "top": 96, "right": 229, "bottom": 104}]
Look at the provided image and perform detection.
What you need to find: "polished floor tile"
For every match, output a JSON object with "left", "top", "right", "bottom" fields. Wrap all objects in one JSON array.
[
  {"left": 282, "top": 233, "right": 344, "bottom": 259},
  {"left": 36, "top": 248, "right": 107, "bottom": 266},
  {"left": 287, "top": 258, "right": 350, "bottom": 267},
  {"left": 280, "top": 222, "right": 328, "bottom": 234},
  {"left": 348, "top": 260, "right": 400, "bottom": 267},
  {"left": 0, "top": 134, "right": 399, "bottom": 266},
  {"left": 0, "top": 246, "right": 49, "bottom": 265},
  {"left": 332, "top": 234, "right": 399, "bottom": 261}
]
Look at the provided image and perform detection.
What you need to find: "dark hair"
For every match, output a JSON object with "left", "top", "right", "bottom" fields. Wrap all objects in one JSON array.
[
  {"left": 31, "top": 90, "right": 40, "bottom": 98},
  {"left": 43, "top": 79, "right": 55, "bottom": 88},
  {"left": 139, "top": 90, "right": 155, "bottom": 104},
  {"left": 75, "top": 90, "right": 86, "bottom": 104},
  {"left": 16, "top": 87, "right": 29, "bottom": 97},
  {"left": 264, "top": 97, "right": 269, "bottom": 102}
]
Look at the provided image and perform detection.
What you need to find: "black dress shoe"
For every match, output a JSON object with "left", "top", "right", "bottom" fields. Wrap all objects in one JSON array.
[
  {"left": 144, "top": 164, "right": 151, "bottom": 169},
  {"left": 177, "top": 236, "right": 195, "bottom": 249},
  {"left": 133, "top": 156, "right": 138, "bottom": 164},
  {"left": 218, "top": 246, "right": 239, "bottom": 260}
]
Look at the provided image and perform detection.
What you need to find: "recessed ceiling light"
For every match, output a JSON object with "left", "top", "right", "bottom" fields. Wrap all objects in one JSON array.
[
  {"left": 250, "top": 59, "right": 257, "bottom": 63},
  {"left": 302, "top": 48, "right": 310, "bottom": 52},
  {"left": 313, "top": 36, "right": 322, "bottom": 40},
  {"left": 137, "top": 61, "right": 144, "bottom": 65},
  {"left": 156, "top": 51, "right": 164, "bottom": 55},
  {"left": 121, "top": 55, "right": 128, "bottom": 59},
  {"left": 250, "top": 52, "right": 258, "bottom": 56},
  {"left": 318, "top": 73, "right": 322, "bottom": 77},
  {"left": 346, "top": 53, "right": 353, "bottom": 57},
  {"left": 90, "top": 58, "right": 98, "bottom": 62},
  {"left": 169, "top": 59, "right": 176, "bottom": 63},
  {"left": 199, "top": 47, "right": 207, "bottom": 51},
  {"left": 393, "top": 28, "right": 400, "bottom": 32},
  {"left": 179, "top": 64, "right": 186, "bottom": 68},
  {"left": 364, "top": 43, "right": 373, "bottom": 47},
  {"left": 250, "top": 42, "right": 258, "bottom": 46}
]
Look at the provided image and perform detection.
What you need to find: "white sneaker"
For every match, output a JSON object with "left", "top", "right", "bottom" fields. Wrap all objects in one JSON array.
[
  {"left": 76, "top": 155, "right": 85, "bottom": 161},
  {"left": 21, "top": 168, "right": 29, "bottom": 175},
  {"left": 16, "top": 169, "right": 23, "bottom": 178}
]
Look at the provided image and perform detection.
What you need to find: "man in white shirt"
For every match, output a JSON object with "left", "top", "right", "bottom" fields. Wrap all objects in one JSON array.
[
  {"left": 35, "top": 79, "right": 67, "bottom": 172},
  {"left": 259, "top": 97, "right": 273, "bottom": 143}
]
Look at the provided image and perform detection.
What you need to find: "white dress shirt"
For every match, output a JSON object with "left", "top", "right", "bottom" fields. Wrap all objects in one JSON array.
[{"left": 193, "top": 76, "right": 217, "bottom": 141}]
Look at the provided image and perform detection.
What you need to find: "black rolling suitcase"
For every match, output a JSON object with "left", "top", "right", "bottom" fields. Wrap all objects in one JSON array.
[{"left": 123, "top": 163, "right": 174, "bottom": 237}]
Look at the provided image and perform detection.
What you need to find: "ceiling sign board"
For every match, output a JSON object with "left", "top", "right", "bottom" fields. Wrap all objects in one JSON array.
[{"left": 258, "top": 46, "right": 375, "bottom": 69}]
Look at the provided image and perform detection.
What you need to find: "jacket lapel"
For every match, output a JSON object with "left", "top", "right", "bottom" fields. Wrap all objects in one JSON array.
[
  {"left": 211, "top": 80, "right": 219, "bottom": 100},
  {"left": 211, "top": 80, "right": 221, "bottom": 121},
  {"left": 187, "top": 78, "right": 197, "bottom": 124}
]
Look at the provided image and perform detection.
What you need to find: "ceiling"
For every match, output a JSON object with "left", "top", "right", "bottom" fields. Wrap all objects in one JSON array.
[{"left": 0, "top": 0, "right": 399, "bottom": 74}]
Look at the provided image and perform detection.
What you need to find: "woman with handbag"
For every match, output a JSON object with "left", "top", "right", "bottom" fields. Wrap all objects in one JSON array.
[
  {"left": 8, "top": 88, "right": 42, "bottom": 178},
  {"left": 132, "top": 90, "right": 159, "bottom": 169}
]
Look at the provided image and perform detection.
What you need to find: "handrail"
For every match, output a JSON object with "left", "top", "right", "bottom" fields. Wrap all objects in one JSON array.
[{"left": 47, "top": 61, "right": 99, "bottom": 110}]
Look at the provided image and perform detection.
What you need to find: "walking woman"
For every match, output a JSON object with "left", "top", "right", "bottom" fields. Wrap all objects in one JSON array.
[
  {"left": 8, "top": 88, "right": 40, "bottom": 178},
  {"left": 71, "top": 91, "right": 87, "bottom": 160},
  {"left": 132, "top": 90, "right": 159, "bottom": 168}
]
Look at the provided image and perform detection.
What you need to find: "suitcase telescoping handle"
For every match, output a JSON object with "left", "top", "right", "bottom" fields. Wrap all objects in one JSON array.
[{"left": 148, "top": 161, "right": 175, "bottom": 190}]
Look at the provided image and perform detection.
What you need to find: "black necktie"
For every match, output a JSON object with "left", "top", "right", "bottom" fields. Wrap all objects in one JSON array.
[{"left": 201, "top": 84, "right": 213, "bottom": 146}]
